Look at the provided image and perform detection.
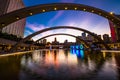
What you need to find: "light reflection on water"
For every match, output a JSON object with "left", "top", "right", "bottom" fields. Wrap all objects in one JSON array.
[{"left": 0, "top": 49, "right": 120, "bottom": 80}]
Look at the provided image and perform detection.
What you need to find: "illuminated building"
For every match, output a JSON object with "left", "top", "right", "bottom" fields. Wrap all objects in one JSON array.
[
  {"left": 98, "top": 35, "right": 102, "bottom": 39},
  {"left": 108, "top": 15, "right": 120, "bottom": 42},
  {"left": 109, "top": 21, "right": 117, "bottom": 42},
  {"left": 82, "top": 32, "right": 86, "bottom": 40},
  {"left": 52, "top": 37, "right": 59, "bottom": 44},
  {"left": 64, "top": 39, "right": 68, "bottom": 44},
  {"left": 43, "top": 39, "right": 47, "bottom": 44},
  {"left": 116, "top": 15, "right": 120, "bottom": 42},
  {"left": 0, "top": 0, "right": 26, "bottom": 38},
  {"left": 87, "top": 34, "right": 94, "bottom": 41},
  {"left": 116, "top": 28, "right": 120, "bottom": 42},
  {"left": 103, "top": 34, "right": 110, "bottom": 43}
]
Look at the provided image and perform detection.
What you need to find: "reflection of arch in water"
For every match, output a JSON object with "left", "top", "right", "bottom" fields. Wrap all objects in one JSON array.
[
  {"left": 21, "top": 50, "right": 108, "bottom": 79},
  {"left": 10, "top": 26, "right": 110, "bottom": 52},
  {"left": 34, "top": 33, "right": 90, "bottom": 48},
  {"left": 0, "top": 3, "right": 120, "bottom": 29}
]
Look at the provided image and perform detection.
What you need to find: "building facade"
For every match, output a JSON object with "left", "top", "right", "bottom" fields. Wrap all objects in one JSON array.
[
  {"left": 103, "top": 34, "right": 110, "bottom": 43},
  {"left": 81, "top": 32, "right": 86, "bottom": 40},
  {"left": 0, "top": 0, "right": 26, "bottom": 38},
  {"left": 108, "top": 15, "right": 120, "bottom": 42},
  {"left": 52, "top": 37, "right": 59, "bottom": 44},
  {"left": 109, "top": 20, "right": 117, "bottom": 42},
  {"left": 0, "top": 0, "right": 9, "bottom": 15},
  {"left": 115, "top": 15, "right": 120, "bottom": 42}
]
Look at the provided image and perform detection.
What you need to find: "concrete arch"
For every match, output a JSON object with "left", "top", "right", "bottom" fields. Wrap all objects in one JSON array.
[
  {"left": 0, "top": 3, "right": 120, "bottom": 29},
  {"left": 34, "top": 33, "right": 90, "bottom": 48},
  {"left": 10, "top": 26, "right": 110, "bottom": 52}
]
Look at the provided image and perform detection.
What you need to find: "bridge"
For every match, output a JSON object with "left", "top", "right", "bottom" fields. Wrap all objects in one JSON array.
[
  {"left": 9, "top": 26, "right": 111, "bottom": 52},
  {"left": 34, "top": 33, "right": 91, "bottom": 48},
  {"left": 1, "top": 3, "right": 120, "bottom": 52},
  {"left": 0, "top": 3, "right": 120, "bottom": 29}
]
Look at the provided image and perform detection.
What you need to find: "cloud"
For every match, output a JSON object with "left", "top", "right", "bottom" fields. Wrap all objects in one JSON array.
[
  {"left": 25, "top": 30, "right": 32, "bottom": 35},
  {"left": 48, "top": 11, "right": 64, "bottom": 25},
  {"left": 24, "top": 30, "right": 33, "bottom": 37},
  {"left": 24, "top": 22, "right": 49, "bottom": 37},
  {"left": 26, "top": 22, "right": 47, "bottom": 32},
  {"left": 60, "top": 17, "right": 92, "bottom": 31},
  {"left": 48, "top": 0, "right": 76, "bottom": 25}
]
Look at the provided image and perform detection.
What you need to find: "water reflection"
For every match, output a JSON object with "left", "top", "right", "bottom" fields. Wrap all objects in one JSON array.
[
  {"left": 20, "top": 50, "right": 120, "bottom": 80},
  {"left": 70, "top": 49, "right": 84, "bottom": 59},
  {"left": 0, "top": 49, "right": 120, "bottom": 80}
]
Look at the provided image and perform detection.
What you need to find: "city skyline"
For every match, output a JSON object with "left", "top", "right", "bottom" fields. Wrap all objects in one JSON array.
[{"left": 23, "top": 0, "right": 120, "bottom": 42}]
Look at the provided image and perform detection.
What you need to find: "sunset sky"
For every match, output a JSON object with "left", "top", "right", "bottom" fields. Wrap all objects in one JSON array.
[{"left": 23, "top": 0, "right": 120, "bottom": 42}]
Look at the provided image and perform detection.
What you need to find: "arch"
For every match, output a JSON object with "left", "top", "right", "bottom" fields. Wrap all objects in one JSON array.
[
  {"left": 10, "top": 26, "right": 111, "bottom": 52},
  {"left": 34, "top": 33, "right": 90, "bottom": 48},
  {"left": 0, "top": 3, "right": 120, "bottom": 29}
]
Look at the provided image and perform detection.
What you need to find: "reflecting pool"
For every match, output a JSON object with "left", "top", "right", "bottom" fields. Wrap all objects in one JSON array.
[{"left": 0, "top": 49, "right": 120, "bottom": 80}]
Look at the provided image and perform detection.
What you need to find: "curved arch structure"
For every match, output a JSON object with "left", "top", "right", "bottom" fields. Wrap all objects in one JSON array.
[
  {"left": 0, "top": 3, "right": 120, "bottom": 29},
  {"left": 34, "top": 33, "right": 90, "bottom": 48},
  {"left": 10, "top": 26, "right": 110, "bottom": 52}
]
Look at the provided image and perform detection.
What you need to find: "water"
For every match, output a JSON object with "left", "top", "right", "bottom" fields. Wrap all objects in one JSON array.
[{"left": 0, "top": 49, "right": 120, "bottom": 80}]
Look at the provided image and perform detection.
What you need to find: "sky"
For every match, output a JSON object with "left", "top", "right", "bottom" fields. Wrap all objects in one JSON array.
[{"left": 23, "top": 0, "right": 120, "bottom": 43}]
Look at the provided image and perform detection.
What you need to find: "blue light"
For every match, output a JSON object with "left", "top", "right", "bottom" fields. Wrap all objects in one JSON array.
[
  {"left": 72, "top": 46, "right": 75, "bottom": 49},
  {"left": 80, "top": 50, "right": 84, "bottom": 58},
  {"left": 75, "top": 50, "right": 84, "bottom": 58},
  {"left": 72, "top": 49, "right": 76, "bottom": 54},
  {"left": 76, "top": 45, "right": 79, "bottom": 49},
  {"left": 70, "top": 48, "right": 76, "bottom": 54},
  {"left": 80, "top": 44, "right": 84, "bottom": 50},
  {"left": 76, "top": 50, "right": 79, "bottom": 55},
  {"left": 70, "top": 45, "right": 84, "bottom": 58}
]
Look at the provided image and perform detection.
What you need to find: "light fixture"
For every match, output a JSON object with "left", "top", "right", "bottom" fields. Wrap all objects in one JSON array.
[
  {"left": 54, "top": 7, "right": 57, "bottom": 10},
  {"left": 42, "top": 9, "right": 45, "bottom": 12},
  {"left": 1, "top": 23, "right": 5, "bottom": 26},
  {"left": 74, "top": 7, "right": 77, "bottom": 10},
  {"left": 29, "top": 12, "right": 33, "bottom": 15},
  {"left": 110, "top": 12, "right": 114, "bottom": 15},
  {"left": 16, "top": 17, "right": 19, "bottom": 20},
  {"left": 92, "top": 10, "right": 94, "bottom": 12},
  {"left": 83, "top": 9, "right": 86, "bottom": 11},
  {"left": 65, "top": 7, "right": 68, "bottom": 10}
]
